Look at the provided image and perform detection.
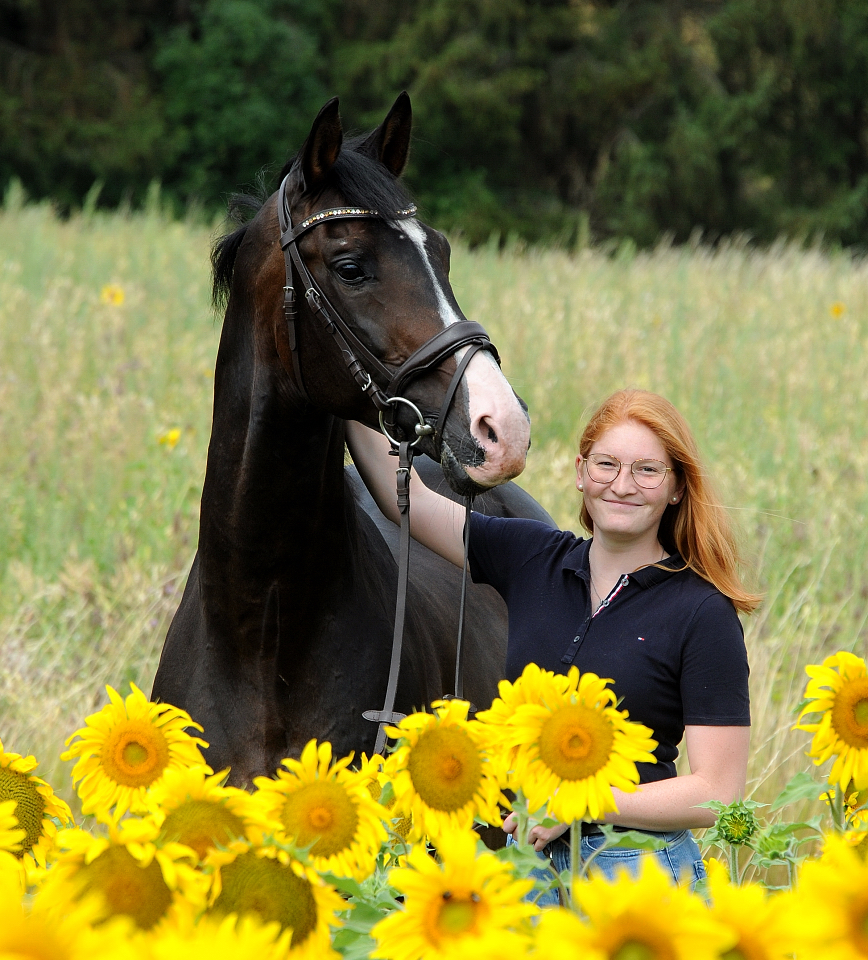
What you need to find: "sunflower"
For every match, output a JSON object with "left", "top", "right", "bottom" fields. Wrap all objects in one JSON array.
[
  {"left": 149, "top": 910, "right": 293, "bottom": 960},
  {"left": 704, "top": 858, "right": 798, "bottom": 960},
  {"left": 40, "top": 817, "right": 206, "bottom": 931},
  {"left": 790, "top": 832, "right": 868, "bottom": 960},
  {"left": 0, "top": 798, "right": 25, "bottom": 855},
  {"left": 2, "top": 833, "right": 143, "bottom": 960},
  {"left": 570, "top": 854, "right": 733, "bottom": 960},
  {"left": 146, "top": 764, "right": 277, "bottom": 862},
  {"left": 475, "top": 663, "right": 573, "bottom": 781},
  {"left": 796, "top": 651, "right": 868, "bottom": 791},
  {"left": 253, "top": 740, "right": 386, "bottom": 880},
  {"left": 365, "top": 758, "right": 413, "bottom": 848},
  {"left": 384, "top": 699, "right": 504, "bottom": 841},
  {"left": 207, "top": 840, "right": 343, "bottom": 960},
  {"left": 0, "top": 736, "right": 73, "bottom": 865},
  {"left": 62, "top": 684, "right": 208, "bottom": 820},
  {"left": 485, "top": 666, "right": 657, "bottom": 823},
  {"left": 371, "top": 827, "right": 535, "bottom": 960}
]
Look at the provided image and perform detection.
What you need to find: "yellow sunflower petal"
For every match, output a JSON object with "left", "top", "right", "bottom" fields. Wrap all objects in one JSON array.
[{"left": 795, "top": 652, "right": 868, "bottom": 791}]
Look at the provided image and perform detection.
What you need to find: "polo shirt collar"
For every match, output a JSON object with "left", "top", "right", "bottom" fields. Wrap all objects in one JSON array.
[{"left": 561, "top": 537, "right": 684, "bottom": 588}]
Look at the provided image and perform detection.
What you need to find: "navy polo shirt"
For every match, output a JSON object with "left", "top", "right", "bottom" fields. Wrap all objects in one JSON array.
[{"left": 469, "top": 513, "right": 750, "bottom": 783}]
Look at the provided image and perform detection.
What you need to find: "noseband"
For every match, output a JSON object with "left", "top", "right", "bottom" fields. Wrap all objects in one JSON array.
[
  {"left": 277, "top": 174, "right": 500, "bottom": 453},
  {"left": 277, "top": 174, "right": 499, "bottom": 754}
]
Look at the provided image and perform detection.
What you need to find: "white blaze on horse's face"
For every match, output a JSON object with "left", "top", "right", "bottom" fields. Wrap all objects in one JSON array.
[{"left": 392, "top": 219, "right": 531, "bottom": 487}]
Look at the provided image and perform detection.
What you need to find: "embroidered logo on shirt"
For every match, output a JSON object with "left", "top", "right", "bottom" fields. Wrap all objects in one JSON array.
[{"left": 638, "top": 637, "right": 646, "bottom": 642}]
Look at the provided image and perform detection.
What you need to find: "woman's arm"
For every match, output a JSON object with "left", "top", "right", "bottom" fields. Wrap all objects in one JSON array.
[
  {"left": 345, "top": 420, "right": 466, "bottom": 567},
  {"left": 602, "top": 724, "right": 750, "bottom": 831},
  {"left": 504, "top": 724, "right": 750, "bottom": 849}
]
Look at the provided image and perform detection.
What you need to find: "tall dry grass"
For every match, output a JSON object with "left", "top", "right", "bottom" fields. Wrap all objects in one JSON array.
[{"left": 1, "top": 187, "right": 866, "bottom": 813}]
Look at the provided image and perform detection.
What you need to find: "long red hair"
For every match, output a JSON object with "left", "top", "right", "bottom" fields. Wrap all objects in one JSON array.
[{"left": 578, "top": 390, "right": 761, "bottom": 615}]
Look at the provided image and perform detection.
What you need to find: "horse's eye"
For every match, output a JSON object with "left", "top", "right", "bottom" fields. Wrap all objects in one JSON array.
[{"left": 333, "top": 260, "right": 367, "bottom": 284}]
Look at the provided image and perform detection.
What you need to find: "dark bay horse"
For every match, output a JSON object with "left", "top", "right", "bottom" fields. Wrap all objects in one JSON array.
[{"left": 152, "top": 94, "right": 554, "bottom": 785}]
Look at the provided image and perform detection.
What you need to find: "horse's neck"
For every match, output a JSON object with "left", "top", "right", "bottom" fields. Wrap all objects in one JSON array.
[{"left": 197, "top": 313, "right": 351, "bottom": 614}]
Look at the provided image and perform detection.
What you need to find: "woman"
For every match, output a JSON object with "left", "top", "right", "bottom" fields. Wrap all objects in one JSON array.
[{"left": 346, "top": 389, "right": 759, "bottom": 892}]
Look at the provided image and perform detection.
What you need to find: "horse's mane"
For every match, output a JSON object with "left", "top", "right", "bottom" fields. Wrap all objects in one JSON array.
[{"left": 211, "top": 135, "right": 414, "bottom": 309}]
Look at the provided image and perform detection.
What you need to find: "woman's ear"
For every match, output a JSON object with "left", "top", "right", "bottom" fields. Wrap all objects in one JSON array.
[{"left": 575, "top": 455, "right": 584, "bottom": 492}]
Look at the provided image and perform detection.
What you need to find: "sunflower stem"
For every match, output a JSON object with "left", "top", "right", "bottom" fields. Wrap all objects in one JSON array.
[
  {"left": 727, "top": 842, "right": 741, "bottom": 886},
  {"left": 515, "top": 790, "right": 530, "bottom": 848},
  {"left": 829, "top": 784, "right": 845, "bottom": 833},
  {"left": 569, "top": 819, "right": 581, "bottom": 911}
]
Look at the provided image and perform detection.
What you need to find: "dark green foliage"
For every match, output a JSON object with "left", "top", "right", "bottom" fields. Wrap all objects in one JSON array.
[
  {"left": 153, "top": 0, "right": 328, "bottom": 206},
  {"left": 1, "top": 0, "right": 866, "bottom": 243}
]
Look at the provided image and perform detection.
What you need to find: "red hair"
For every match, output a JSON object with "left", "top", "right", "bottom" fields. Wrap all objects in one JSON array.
[{"left": 578, "top": 390, "right": 761, "bottom": 615}]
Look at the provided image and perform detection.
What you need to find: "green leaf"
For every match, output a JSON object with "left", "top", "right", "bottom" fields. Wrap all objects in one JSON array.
[
  {"left": 597, "top": 826, "right": 666, "bottom": 851},
  {"left": 770, "top": 771, "right": 828, "bottom": 812}
]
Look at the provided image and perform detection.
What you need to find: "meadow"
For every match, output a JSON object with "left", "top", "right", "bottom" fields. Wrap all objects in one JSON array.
[{"left": 1, "top": 182, "right": 866, "bottom": 818}]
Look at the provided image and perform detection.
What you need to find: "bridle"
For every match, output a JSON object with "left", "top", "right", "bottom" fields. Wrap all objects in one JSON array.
[{"left": 277, "top": 174, "right": 500, "bottom": 753}]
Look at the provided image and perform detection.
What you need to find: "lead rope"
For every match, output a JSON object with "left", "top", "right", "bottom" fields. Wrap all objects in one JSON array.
[
  {"left": 451, "top": 497, "right": 474, "bottom": 702},
  {"left": 364, "top": 443, "right": 476, "bottom": 754},
  {"left": 364, "top": 440, "right": 414, "bottom": 755}
]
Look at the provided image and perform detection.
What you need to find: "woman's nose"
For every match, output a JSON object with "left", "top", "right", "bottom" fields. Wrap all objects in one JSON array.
[{"left": 610, "top": 462, "right": 637, "bottom": 492}]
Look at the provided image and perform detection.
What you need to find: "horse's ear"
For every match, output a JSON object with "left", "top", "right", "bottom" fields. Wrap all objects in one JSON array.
[
  {"left": 301, "top": 97, "right": 343, "bottom": 193},
  {"left": 358, "top": 92, "right": 412, "bottom": 177}
]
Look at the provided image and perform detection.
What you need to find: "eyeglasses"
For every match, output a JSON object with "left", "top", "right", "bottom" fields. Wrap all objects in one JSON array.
[{"left": 584, "top": 453, "right": 673, "bottom": 489}]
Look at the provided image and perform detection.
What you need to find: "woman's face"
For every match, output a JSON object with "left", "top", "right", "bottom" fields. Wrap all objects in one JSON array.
[{"left": 575, "top": 420, "right": 684, "bottom": 546}]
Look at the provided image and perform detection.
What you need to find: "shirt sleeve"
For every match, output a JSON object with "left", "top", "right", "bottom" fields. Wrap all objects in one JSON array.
[
  {"left": 680, "top": 592, "right": 751, "bottom": 726},
  {"left": 468, "top": 513, "right": 567, "bottom": 596}
]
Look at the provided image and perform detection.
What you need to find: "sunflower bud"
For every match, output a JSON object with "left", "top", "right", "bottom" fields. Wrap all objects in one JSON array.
[{"left": 717, "top": 800, "right": 760, "bottom": 846}]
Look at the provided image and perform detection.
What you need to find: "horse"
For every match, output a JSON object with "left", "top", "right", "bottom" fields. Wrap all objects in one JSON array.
[{"left": 151, "top": 93, "right": 554, "bottom": 786}]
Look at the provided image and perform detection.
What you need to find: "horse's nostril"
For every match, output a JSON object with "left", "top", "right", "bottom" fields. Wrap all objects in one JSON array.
[{"left": 488, "top": 426, "right": 498, "bottom": 443}]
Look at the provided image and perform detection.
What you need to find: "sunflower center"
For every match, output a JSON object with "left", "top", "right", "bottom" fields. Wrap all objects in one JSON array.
[
  {"left": 721, "top": 942, "right": 769, "bottom": 960},
  {"left": 437, "top": 896, "right": 480, "bottom": 937},
  {"left": 160, "top": 799, "right": 246, "bottom": 860},
  {"left": 848, "top": 891, "right": 868, "bottom": 954},
  {"left": 538, "top": 703, "right": 615, "bottom": 781},
  {"left": 282, "top": 781, "right": 360, "bottom": 859},
  {"left": 100, "top": 719, "right": 170, "bottom": 787},
  {"left": 604, "top": 914, "right": 677, "bottom": 960},
  {"left": 407, "top": 726, "right": 482, "bottom": 812},
  {"left": 831, "top": 677, "right": 868, "bottom": 750},
  {"left": 0, "top": 767, "right": 45, "bottom": 856},
  {"left": 79, "top": 845, "right": 172, "bottom": 930},
  {"left": 213, "top": 851, "right": 318, "bottom": 946}
]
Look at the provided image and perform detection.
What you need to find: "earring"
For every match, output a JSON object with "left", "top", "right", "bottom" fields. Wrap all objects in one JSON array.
[
  {"left": 671, "top": 496, "right": 678, "bottom": 503},
  {"left": 578, "top": 484, "right": 583, "bottom": 491}
]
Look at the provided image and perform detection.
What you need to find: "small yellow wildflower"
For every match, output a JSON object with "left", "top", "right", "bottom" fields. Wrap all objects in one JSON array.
[
  {"left": 830, "top": 301, "right": 846, "bottom": 318},
  {"left": 158, "top": 428, "right": 182, "bottom": 450},
  {"left": 100, "top": 284, "right": 125, "bottom": 306}
]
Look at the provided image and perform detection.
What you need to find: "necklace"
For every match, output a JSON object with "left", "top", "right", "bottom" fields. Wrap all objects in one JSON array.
[{"left": 589, "top": 544, "right": 665, "bottom": 613}]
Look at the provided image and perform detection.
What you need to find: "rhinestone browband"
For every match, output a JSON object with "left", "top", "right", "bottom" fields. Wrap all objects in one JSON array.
[{"left": 294, "top": 204, "right": 417, "bottom": 233}]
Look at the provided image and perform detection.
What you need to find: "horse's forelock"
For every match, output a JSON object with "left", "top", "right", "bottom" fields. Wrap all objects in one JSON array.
[{"left": 212, "top": 133, "right": 415, "bottom": 310}]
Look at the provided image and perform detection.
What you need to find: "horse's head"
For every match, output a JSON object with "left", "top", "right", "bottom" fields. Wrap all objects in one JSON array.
[{"left": 240, "top": 94, "right": 531, "bottom": 493}]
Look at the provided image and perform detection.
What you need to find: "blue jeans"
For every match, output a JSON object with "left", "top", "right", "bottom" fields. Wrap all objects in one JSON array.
[{"left": 511, "top": 829, "right": 707, "bottom": 907}]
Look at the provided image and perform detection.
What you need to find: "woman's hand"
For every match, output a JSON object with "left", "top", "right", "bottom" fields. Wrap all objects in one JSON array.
[{"left": 502, "top": 811, "right": 571, "bottom": 852}]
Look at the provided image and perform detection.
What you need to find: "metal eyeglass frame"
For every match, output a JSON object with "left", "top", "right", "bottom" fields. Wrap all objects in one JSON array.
[{"left": 584, "top": 453, "right": 673, "bottom": 489}]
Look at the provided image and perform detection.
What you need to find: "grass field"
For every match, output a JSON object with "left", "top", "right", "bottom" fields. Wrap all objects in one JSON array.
[{"left": 1, "top": 184, "right": 866, "bottom": 815}]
